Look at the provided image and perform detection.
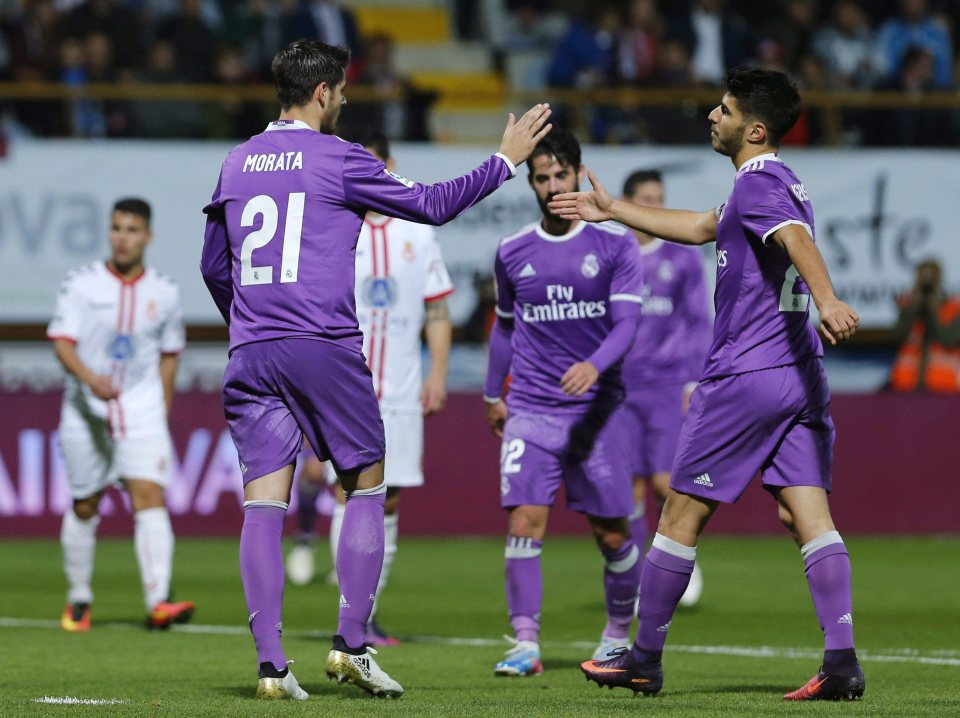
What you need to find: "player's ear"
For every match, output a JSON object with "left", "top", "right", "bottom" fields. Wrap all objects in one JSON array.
[
  {"left": 750, "top": 120, "right": 767, "bottom": 145},
  {"left": 315, "top": 82, "right": 326, "bottom": 108}
]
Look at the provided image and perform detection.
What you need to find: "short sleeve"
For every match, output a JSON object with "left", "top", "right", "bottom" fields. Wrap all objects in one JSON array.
[
  {"left": 47, "top": 275, "right": 83, "bottom": 342},
  {"left": 160, "top": 287, "right": 186, "bottom": 354},
  {"left": 493, "top": 250, "right": 514, "bottom": 320},
  {"left": 422, "top": 234, "right": 454, "bottom": 301},
  {"left": 608, "top": 237, "right": 644, "bottom": 316},
  {"left": 738, "top": 171, "right": 811, "bottom": 245}
]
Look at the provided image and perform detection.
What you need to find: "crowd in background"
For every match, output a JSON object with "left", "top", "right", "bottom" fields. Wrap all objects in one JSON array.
[{"left": 0, "top": 0, "right": 958, "bottom": 143}]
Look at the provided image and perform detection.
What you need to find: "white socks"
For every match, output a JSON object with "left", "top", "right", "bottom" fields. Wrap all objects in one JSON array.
[
  {"left": 61, "top": 511, "right": 100, "bottom": 605},
  {"left": 134, "top": 507, "right": 174, "bottom": 610},
  {"left": 330, "top": 504, "right": 398, "bottom": 617}
]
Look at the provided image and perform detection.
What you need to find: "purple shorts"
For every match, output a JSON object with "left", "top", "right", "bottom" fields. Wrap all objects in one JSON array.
[
  {"left": 223, "top": 338, "right": 385, "bottom": 484},
  {"left": 671, "top": 358, "right": 835, "bottom": 504},
  {"left": 499, "top": 404, "right": 633, "bottom": 518},
  {"left": 622, "top": 381, "right": 685, "bottom": 476}
]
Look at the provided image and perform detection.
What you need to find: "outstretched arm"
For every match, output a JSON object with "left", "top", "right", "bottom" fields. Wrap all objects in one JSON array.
[
  {"left": 549, "top": 170, "right": 718, "bottom": 245},
  {"left": 772, "top": 224, "right": 859, "bottom": 345}
]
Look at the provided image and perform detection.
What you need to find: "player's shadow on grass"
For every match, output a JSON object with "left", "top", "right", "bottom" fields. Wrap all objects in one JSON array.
[{"left": 214, "top": 684, "right": 375, "bottom": 700}]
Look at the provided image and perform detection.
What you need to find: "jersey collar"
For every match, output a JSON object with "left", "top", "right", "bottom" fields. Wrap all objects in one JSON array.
[
  {"left": 265, "top": 120, "right": 313, "bottom": 132},
  {"left": 535, "top": 220, "right": 586, "bottom": 243},
  {"left": 639, "top": 237, "right": 665, "bottom": 255},
  {"left": 736, "top": 151, "right": 781, "bottom": 175}
]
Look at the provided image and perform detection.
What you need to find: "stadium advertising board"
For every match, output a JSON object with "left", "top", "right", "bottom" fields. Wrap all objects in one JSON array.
[{"left": 0, "top": 142, "right": 957, "bottom": 328}]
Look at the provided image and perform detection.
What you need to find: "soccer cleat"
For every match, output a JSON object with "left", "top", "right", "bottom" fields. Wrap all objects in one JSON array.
[
  {"left": 493, "top": 636, "right": 543, "bottom": 677},
  {"left": 325, "top": 635, "right": 404, "bottom": 697},
  {"left": 580, "top": 647, "right": 663, "bottom": 695},
  {"left": 285, "top": 541, "right": 316, "bottom": 586},
  {"left": 592, "top": 634, "right": 630, "bottom": 661},
  {"left": 678, "top": 562, "right": 704, "bottom": 608},
  {"left": 365, "top": 617, "right": 400, "bottom": 647},
  {"left": 61, "top": 602, "right": 91, "bottom": 633},
  {"left": 256, "top": 661, "right": 309, "bottom": 701},
  {"left": 783, "top": 665, "right": 865, "bottom": 701},
  {"left": 147, "top": 599, "right": 195, "bottom": 630}
]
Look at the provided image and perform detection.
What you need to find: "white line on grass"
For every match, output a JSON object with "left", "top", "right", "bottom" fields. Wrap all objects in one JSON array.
[
  {"left": 2, "top": 617, "right": 957, "bottom": 667},
  {"left": 35, "top": 697, "right": 128, "bottom": 705}
]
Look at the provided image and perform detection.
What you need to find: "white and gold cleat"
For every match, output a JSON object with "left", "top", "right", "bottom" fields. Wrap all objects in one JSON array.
[
  {"left": 325, "top": 635, "right": 403, "bottom": 698},
  {"left": 256, "top": 662, "right": 309, "bottom": 701}
]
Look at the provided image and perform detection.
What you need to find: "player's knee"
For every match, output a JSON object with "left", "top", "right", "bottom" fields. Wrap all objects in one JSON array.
[
  {"left": 72, "top": 498, "right": 99, "bottom": 520},
  {"left": 778, "top": 503, "right": 795, "bottom": 531},
  {"left": 508, "top": 509, "right": 546, "bottom": 539},
  {"left": 595, "top": 530, "right": 629, "bottom": 552}
]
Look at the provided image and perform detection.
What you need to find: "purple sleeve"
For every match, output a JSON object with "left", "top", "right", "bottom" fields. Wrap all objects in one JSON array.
[
  {"left": 493, "top": 250, "right": 514, "bottom": 321},
  {"left": 587, "top": 312, "right": 640, "bottom": 374},
  {"left": 483, "top": 318, "right": 514, "bottom": 400},
  {"left": 682, "top": 250, "right": 712, "bottom": 382},
  {"left": 608, "top": 234, "right": 644, "bottom": 318},
  {"left": 341, "top": 145, "right": 514, "bottom": 226},
  {"left": 200, "top": 174, "right": 233, "bottom": 324},
  {"left": 738, "top": 172, "right": 810, "bottom": 245}
]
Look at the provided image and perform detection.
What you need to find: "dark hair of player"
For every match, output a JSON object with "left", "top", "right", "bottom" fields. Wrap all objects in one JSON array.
[
  {"left": 112, "top": 197, "right": 152, "bottom": 226},
  {"left": 525, "top": 127, "right": 581, "bottom": 173},
  {"left": 349, "top": 127, "right": 391, "bottom": 163},
  {"left": 721, "top": 66, "right": 802, "bottom": 147},
  {"left": 622, "top": 169, "right": 663, "bottom": 198},
  {"left": 272, "top": 39, "right": 351, "bottom": 111}
]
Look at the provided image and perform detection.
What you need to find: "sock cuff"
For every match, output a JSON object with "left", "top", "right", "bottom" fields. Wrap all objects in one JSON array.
[
  {"left": 383, "top": 513, "right": 399, "bottom": 527},
  {"left": 134, "top": 507, "right": 170, "bottom": 525},
  {"left": 243, "top": 499, "right": 289, "bottom": 511},
  {"left": 629, "top": 502, "right": 646, "bottom": 522},
  {"left": 652, "top": 532, "right": 697, "bottom": 561},
  {"left": 603, "top": 543, "right": 640, "bottom": 574},
  {"left": 505, "top": 535, "right": 542, "bottom": 559},
  {"left": 344, "top": 482, "right": 386, "bottom": 499},
  {"left": 801, "top": 530, "right": 844, "bottom": 561},
  {"left": 65, "top": 511, "right": 101, "bottom": 531}
]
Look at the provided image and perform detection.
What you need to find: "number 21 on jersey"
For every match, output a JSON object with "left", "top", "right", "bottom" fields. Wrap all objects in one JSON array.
[{"left": 240, "top": 193, "right": 305, "bottom": 286}]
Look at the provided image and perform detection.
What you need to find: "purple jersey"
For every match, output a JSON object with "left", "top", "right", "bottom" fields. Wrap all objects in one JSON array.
[
  {"left": 703, "top": 153, "right": 822, "bottom": 380},
  {"left": 622, "top": 239, "right": 712, "bottom": 388},
  {"left": 494, "top": 221, "right": 644, "bottom": 413},
  {"left": 201, "top": 120, "right": 514, "bottom": 351}
]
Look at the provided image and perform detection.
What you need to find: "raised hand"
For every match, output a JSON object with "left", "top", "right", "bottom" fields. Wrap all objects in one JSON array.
[
  {"left": 818, "top": 298, "right": 860, "bottom": 345},
  {"left": 548, "top": 170, "right": 614, "bottom": 223},
  {"left": 498, "top": 104, "right": 553, "bottom": 167}
]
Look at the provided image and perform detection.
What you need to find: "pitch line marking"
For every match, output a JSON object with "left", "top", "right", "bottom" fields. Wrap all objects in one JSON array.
[
  {"left": 35, "top": 697, "right": 128, "bottom": 705},
  {"left": 1, "top": 617, "right": 957, "bottom": 667}
]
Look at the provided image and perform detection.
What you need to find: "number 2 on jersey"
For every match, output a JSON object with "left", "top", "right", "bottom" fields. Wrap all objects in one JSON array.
[
  {"left": 240, "top": 193, "right": 305, "bottom": 286},
  {"left": 779, "top": 264, "right": 810, "bottom": 313}
]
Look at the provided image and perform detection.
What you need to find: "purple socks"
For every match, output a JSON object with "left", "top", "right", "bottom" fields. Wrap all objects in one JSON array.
[
  {"left": 631, "top": 533, "right": 695, "bottom": 664},
  {"left": 505, "top": 536, "right": 543, "bottom": 643},
  {"left": 336, "top": 485, "right": 386, "bottom": 648},
  {"left": 601, "top": 542, "right": 642, "bottom": 639},
  {"left": 239, "top": 502, "right": 288, "bottom": 672},
  {"left": 802, "top": 531, "right": 856, "bottom": 669}
]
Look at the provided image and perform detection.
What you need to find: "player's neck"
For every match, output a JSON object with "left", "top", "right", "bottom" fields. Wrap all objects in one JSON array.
[
  {"left": 732, "top": 144, "right": 778, "bottom": 171},
  {"left": 278, "top": 107, "right": 322, "bottom": 132},
  {"left": 541, "top": 215, "right": 577, "bottom": 237},
  {"left": 107, "top": 259, "right": 145, "bottom": 281},
  {"left": 635, "top": 231, "right": 656, "bottom": 246}
]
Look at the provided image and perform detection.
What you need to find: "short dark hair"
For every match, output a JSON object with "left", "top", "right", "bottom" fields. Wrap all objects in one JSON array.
[
  {"left": 721, "top": 66, "right": 802, "bottom": 147},
  {"left": 349, "top": 127, "right": 390, "bottom": 163},
  {"left": 622, "top": 169, "right": 662, "bottom": 198},
  {"left": 112, "top": 197, "right": 151, "bottom": 226},
  {"left": 526, "top": 127, "right": 581, "bottom": 173},
  {"left": 272, "top": 39, "right": 350, "bottom": 111}
]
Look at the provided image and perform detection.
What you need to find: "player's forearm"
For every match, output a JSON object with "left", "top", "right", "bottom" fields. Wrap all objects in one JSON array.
[
  {"left": 160, "top": 355, "right": 178, "bottom": 414},
  {"left": 424, "top": 315, "right": 452, "bottom": 381},
  {"left": 483, "top": 318, "right": 514, "bottom": 400},
  {"left": 52, "top": 339, "right": 95, "bottom": 385},
  {"left": 780, "top": 231, "right": 838, "bottom": 310},
  {"left": 587, "top": 314, "right": 640, "bottom": 374},
  {"left": 609, "top": 201, "right": 717, "bottom": 246}
]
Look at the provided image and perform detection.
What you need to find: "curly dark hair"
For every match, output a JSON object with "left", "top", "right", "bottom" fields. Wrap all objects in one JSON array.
[
  {"left": 525, "top": 127, "right": 581, "bottom": 173},
  {"left": 721, "top": 66, "right": 802, "bottom": 147},
  {"left": 272, "top": 39, "right": 350, "bottom": 111}
]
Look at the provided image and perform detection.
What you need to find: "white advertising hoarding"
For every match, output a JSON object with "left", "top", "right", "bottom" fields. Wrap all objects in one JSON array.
[{"left": 1, "top": 140, "right": 956, "bottom": 328}]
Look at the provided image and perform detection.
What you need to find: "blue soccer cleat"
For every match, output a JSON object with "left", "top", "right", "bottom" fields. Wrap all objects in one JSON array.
[{"left": 494, "top": 636, "right": 543, "bottom": 677}]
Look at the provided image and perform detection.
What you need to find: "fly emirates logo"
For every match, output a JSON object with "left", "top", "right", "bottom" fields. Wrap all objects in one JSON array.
[{"left": 521, "top": 284, "right": 606, "bottom": 323}]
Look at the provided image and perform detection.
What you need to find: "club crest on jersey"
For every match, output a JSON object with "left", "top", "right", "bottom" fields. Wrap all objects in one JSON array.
[
  {"left": 146, "top": 300, "right": 158, "bottom": 320},
  {"left": 403, "top": 241, "right": 415, "bottom": 262},
  {"left": 385, "top": 170, "right": 415, "bottom": 188},
  {"left": 657, "top": 260, "right": 674, "bottom": 282},
  {"left": 108, "top": 334, "right": 134, "bottom": 361},
  {"left": 361, "top": 276, "right": 399, "bottom": 309},
  {"left": 581, "top": 253, "right": 599, "bottom": 278}
]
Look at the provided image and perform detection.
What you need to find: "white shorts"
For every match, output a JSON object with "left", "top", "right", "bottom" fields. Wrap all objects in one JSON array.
[
  {"left": 323, "top": 407, "right": 423, "bottom": 488},
  {"left": 59, "top": 423, "right": 173, "bottom": 499}
]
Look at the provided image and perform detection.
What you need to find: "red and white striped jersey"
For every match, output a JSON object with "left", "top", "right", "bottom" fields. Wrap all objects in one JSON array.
[
  {"left": 47, "top": 261, "right": 184, "bottom": 436},
  {"left": 355, "top": 215, "right": 453, "bottom": 410}
]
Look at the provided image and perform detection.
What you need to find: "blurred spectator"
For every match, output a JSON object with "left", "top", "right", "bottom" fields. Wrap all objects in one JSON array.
[
  {"left": 763, "top": 0, "right": 819, "bottom": 72},
  {"left": 617, "top": 0, "right": 663, "bottom": 85},
  {"left": 221, "top": 0, "right": 281, "bottom": 79},
  {"left": 546, "top": 3, "right": 620, "bottom": 89},
  {"left": 156, "top": 0, "right": 217, "bottom": 81},
  {"left": 811, "top": 0, "right": 881, "bottom": 88},
  {"left": 280, "top": 0, "right": 363, "bottom": 67},
  {"left": 128, "top": 39, "right": 206, "bottom": 137},
  {"left": 7, "top": 0, "right": 62, "bottom": 81},
  {"left": 63, "top": 0, "right": 141, "bottom": 69},
  {"left": 667, "top": 0, "right": 756, "bottom": 85},
  {"left": 889, "top": 258, "right": 960, "bottom": 393},
  {"left": 656, "top": 36, "right": 694, "bottom": 86},
  {"left": 340, "top": 32, "right": 435, "bottom": 141},
  {"left": 877, "top": 0, "right": 954, "bottom": 87},
  {"left": 490, "top": 1, "right": 567, "bottom": 91},
  {"left": 873, "top": 45, "right": 953, "bottom": 145},
  {"left": 457, "top": 272, "right": 497, "bottom": 344},
  {"left": 208, "top": 44, "right": 266, "bottom": 139}
]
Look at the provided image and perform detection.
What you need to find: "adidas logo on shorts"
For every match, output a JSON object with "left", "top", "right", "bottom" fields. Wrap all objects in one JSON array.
[{"left": 693, "top": 473, "right": 713, "bottom": 487}]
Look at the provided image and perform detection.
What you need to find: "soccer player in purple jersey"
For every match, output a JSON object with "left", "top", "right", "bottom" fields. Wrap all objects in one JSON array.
[
  {"left": 200, "top": 39, "right": 551, "bottom": 700},
  {"left": 551, "top": 67, "right": 864, "bottom": 701},
  {"left": 619, "top": 170, "right": 712, "bottom": 608},
  {"left": 483, "top": 128, "right": 645, "bottom": 676}
]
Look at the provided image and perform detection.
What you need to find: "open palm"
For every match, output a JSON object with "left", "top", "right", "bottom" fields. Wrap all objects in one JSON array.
[{"left": 549, "top": 170, "right": 613, "bottom": 223}]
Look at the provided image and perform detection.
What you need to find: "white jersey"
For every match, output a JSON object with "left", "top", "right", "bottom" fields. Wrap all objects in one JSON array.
[
  {"left": 47, "top": 261, "right": 185, "bottom": 437},
  {"left": 355, "top": 215, "right": 453, "bottom": 411}
]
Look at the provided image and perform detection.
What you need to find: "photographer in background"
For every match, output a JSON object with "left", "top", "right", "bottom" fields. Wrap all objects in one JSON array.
[{"left": 889, "top": 259, "right": 960, "bottom": 393}]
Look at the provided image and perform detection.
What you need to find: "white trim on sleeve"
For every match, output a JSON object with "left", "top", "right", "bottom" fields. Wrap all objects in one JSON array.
[
  {"left": 494, "top": 153, "right": 517, "bottom": 177},
  {"left": 495, "top": 306, "right": 513, "bottom": 318},
  {"left": 761, "top": 219, "right": 812, "bottom": 246},
  {"left": 610, "top": 293, "right": 644, "bottom": 304}
]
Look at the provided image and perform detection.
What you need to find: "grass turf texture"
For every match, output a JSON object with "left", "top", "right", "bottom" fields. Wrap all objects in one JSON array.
[{"left": 1, "top": 536, "right": 958, "bottom": 717}]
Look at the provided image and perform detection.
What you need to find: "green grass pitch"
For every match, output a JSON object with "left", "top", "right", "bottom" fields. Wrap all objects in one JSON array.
[{"left": 1, "top": 535, "right": 958, "bottom": 717}]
